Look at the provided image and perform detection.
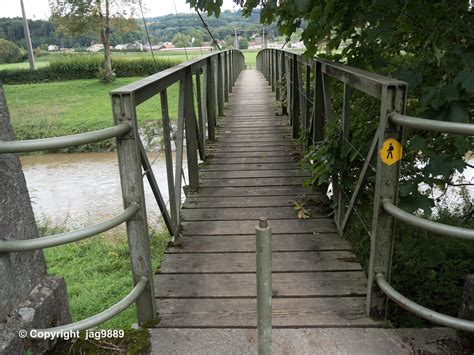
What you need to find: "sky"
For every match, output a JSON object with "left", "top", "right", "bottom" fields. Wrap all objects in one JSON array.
[{"left": 0, "top": 0, "right": 240, "bottom": 20}]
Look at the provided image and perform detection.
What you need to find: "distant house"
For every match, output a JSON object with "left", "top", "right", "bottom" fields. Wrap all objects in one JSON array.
[
  {"left": 87, "top": 43, "right": 104, "bottom": 52},
  {"left": 47, "top": 44, "right": 59, "bottom": 52},
  {"left": 157, "top": 42, "right": 175, "bottom": 50},
  {"left": 115, "top": 43, "right": 144, "bottom": 51}
]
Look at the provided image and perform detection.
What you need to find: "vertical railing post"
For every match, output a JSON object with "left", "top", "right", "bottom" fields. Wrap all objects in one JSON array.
[
  {"left": 160, "top": 89, "right": 177, "bottom": 236},
  {"left": 305, "top": 64, "right": 311, "bottom": 144},
  {"left": 337, "top": 83, "right": 351, "bottom": 229},
  {"left": 227, "top": 51, "right": 233, "bottom": 94},
  {"left": 367, "top": 84, "right": 407, "bottom": 319},
  {"left": 217, "top": 53, "right": 224, "bottom": 116},
  {"left": 291, "top": 54, "right": 301, "bottom": 139},
  {"left": 271, "top": 50, "right": 275, "bottom": 92},
  {"left": 313, "top": 60, "right": 325, "bottom": 142},
  {"left": 227, "top": 51, "right": 234, "bottom": 93},
  {"left": 111, "top": 92, "right": 156, "bottom": 324},
  {"left": 206, "top": 57, "right": 216, "bottom": 141},
  {"left": 275, "top": 51, "right": 280, "bottom": 101},
  {"left": 224, "top": 52, "right": 229, "bottom": 102},
  {"left": 297, "top": 60, "right": 305, "bottom": 142},
  {"left": 184, "top": 67, "right": 199, "bottom": 192},
  {"left": 280, "top": 52, "right": 287, "bottom": 115},
  {"left": 256, "top": 217, "right": 272, "bottom": 355},
  {"left": 195, "top": 67, "right": 205, "bottom": 160}
]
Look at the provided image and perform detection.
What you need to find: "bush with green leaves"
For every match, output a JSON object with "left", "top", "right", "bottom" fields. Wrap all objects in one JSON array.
[
  {"left": 0, "top": 56, "right": 181, "bottom": 84},
  {"left": 0, "top": 38, "right": 25, "bottom": 64}
]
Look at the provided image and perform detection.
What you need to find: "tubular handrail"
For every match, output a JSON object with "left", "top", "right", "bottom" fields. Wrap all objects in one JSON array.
[
  {"left": 256, "top": 47, "right": 474, "bottom": 332},
  {"left": 0, "top": 204, "right": 139, "bottom": 252},
  {"left": 376, "top": 273, "right": 474, "bottom": 332},
  {"left": 389, "top": 112, "right": 474, "bottom": 135},
  {"left": 382, "top": 199, "right": 474, "bottom": 241},
  {"left": 35, "top": 277, "right": 148, "bottom": 334},
  {"left": 0, "top": 123, "right": 131, "bottom": 154}
]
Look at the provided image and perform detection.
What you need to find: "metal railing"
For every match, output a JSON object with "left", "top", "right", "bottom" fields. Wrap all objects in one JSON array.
[
  {"left": 257, "top": 48, "right": 474, "bottom": 332},
  {"left": 0, "top": 49, "right": 244, "bottom": 333},
  {"left": 111, "top": 49, "right": 245, "bottom": 239}
]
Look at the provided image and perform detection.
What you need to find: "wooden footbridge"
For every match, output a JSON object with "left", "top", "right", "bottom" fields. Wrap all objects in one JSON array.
[
  {"left": 1, "top": 48, "right": 473, "bottom": 352},
  {"left": 154, "top": 68, "right": 379, "bottom": 329}
]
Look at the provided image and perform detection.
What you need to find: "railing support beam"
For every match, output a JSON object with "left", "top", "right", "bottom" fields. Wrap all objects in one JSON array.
[
  {"left": 112, "top": 92, "right": 156, "bottom": 324},
  {"left": 366, "top": 84, "right": 407, "bottom": 319}
]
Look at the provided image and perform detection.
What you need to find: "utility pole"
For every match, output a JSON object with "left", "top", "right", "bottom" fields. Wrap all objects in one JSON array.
[
  {"left": 262, "top": 27, "right": 267, "bottom": 49},
  {"left": 20, "top": 0, "right": 36, "bottom": 70},
  {"left": 234, "top": 29, "right": 239, "bottom": 49}
]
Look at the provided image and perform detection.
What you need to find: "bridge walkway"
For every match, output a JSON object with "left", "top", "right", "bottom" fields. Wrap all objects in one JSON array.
[{"left": 154, "top": 69, "right": 382, "bottom": 329}]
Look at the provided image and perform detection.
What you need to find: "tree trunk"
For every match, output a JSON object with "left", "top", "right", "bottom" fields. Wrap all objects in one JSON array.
[{"left": 100, "top": 0, "right": 113, "bottom": 83}]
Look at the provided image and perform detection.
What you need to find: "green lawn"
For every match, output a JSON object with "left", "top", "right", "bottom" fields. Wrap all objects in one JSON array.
[
  {"left": 0, "top": 49, "right": 259, "bottom": 71},
  {"left": 4, "top": 78, "right": 180, "bottom": 144}
]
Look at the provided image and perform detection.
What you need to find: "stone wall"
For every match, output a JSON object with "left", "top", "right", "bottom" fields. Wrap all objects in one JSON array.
[{"left": 0, "top": 83, "right": 70, "bottom": 354}]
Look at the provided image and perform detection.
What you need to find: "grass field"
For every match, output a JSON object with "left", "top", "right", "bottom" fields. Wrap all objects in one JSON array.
[
  {"left": 0, "top": 49, "right": 259, "bottom": 71},
  {"left": 4, "top": 50, "right": 258, "bottom": 146},
  {"left": 4, "top": 78, "right": 180, "bottom": 147}
]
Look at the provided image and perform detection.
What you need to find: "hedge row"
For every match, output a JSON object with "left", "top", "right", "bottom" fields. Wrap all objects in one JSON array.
[{"left": 0, "top": 57, "right": 181, "bottom": 84}]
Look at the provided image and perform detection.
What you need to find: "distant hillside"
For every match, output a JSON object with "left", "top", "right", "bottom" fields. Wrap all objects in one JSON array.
[
  {"left": 146, "top": 9, "right": 279, "bottom": 43},
  {"left": 0, "top": 9, "right": 278, "bottom": 50}
]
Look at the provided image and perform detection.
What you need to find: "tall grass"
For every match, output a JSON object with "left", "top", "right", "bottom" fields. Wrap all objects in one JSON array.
[{"left": 41, "top": 224, "right": 169, "bottom": 329}]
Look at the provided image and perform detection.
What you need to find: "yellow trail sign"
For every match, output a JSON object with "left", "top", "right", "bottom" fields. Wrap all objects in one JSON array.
[{"left": 380, "top": 138, "right": 402, "bottom": 166}]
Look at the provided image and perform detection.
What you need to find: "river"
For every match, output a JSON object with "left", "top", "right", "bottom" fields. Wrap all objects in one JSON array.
[
  {"left": 20, "top": 152, "right": 472, "bottom": 229},
  {"left": 20, "top": 152, "right": 187, "bottom": 229}
]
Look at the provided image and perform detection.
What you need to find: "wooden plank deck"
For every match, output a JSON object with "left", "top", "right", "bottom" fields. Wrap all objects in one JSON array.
[{"left": 154, "top": 69, "right": 382, "bottom": 329}]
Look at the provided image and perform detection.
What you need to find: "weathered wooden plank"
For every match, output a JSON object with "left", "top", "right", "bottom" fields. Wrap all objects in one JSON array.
[
  {"left": 181, "top": 206, "right": 330, "bottom": 221},
  {"left": 215, "top": 136, "right": 292, "bottom": 142},
  {"left": 183, "top": 195, "right": 326, "bottom": 208},
  {"left": 199, "top": 163, "right": 300, "bottom": 171},
  {"left": 155, "top": 272, "right": 367, "bottom": 298},
  {"left": 200, "top": 169, "right": 310, "bottom": 179},
  {"left": 200, "top": 177, "right": 308, "bottom": 187},
  {"left": 155, "top": 297, "right": 380, "bottom": 328},
  {"left": 166, "top": 233, "right": 348, "bottom": 253},
  {"left": 182, "top": 219, "right": 336, "bottom": 235},
  {"left": 208, "top": 147, "right": 298, "bottom": 154},
  {"left": 209, "top": 141, "right": 295, "bottom": 148},
  {"left": 159, "top": 251, "right": 361, "bottom": 273},
  {"left": 188, "top": 186, "right": 323, "bottom": 197},
  {"left": 208, "top": 155, "right": 297, "bottom": 162}
]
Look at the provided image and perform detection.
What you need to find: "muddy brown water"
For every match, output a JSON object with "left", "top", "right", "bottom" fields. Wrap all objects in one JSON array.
[{"left": 20, "top": 152, "right": 186, "bottom": 229}]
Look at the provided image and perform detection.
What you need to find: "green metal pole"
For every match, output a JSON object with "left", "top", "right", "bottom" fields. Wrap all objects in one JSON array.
[{"left": 256, "top": 217, "right": 272, "bottom": 355}]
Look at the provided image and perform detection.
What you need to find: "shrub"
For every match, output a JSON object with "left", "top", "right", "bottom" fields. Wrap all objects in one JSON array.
[
  {"left": 0, "top": 39, "right": 24, "bottom": 64},
  {"left": 0, "top": 56, "right": 181, "bottom": 84}
]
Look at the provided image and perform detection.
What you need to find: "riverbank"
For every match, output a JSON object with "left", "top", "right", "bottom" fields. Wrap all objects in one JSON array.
[{"left": 4, "top": 78, "right": 180, "bottom": 152}]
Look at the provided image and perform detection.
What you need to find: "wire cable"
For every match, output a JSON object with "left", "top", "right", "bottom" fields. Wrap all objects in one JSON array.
[
  {"left": 138, "top": 0, "right": 156, "bottom": 65},
  {"left": 173, "top": 0, "right": 189, "bottom": 61},
  {"left": 195, "top": 8, "right": 222, "bottom": 51}
]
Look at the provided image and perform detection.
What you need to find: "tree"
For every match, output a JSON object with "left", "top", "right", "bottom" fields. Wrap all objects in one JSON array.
[
  {"left": 0, "top": 39, "right": 25, "bottom": 64},
  {"left": 189, "top": 0, "right": 474, "bottom": 213},
  {"left": 224, "top": 35, "right": 233, "bottom": 48},
  {"left": 50, "top": 0, "right": 138, "bottom": 83},
  {"left": 239, "top": 37, "right": 248, "bottom": 49},
  {"left": 172, "top": 33, "right": 192, "bottom": 48}
]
